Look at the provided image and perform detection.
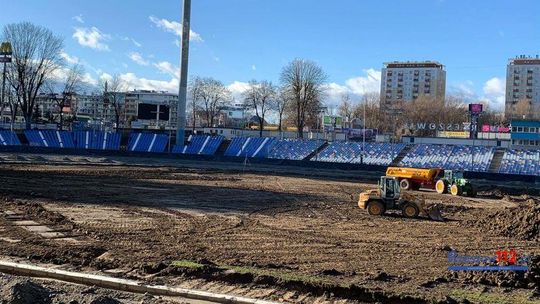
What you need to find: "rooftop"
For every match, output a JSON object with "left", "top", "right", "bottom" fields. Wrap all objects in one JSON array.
[
  {"left": 509, "top": 55, "right": 540, "bottom": 65},
  {"left": 383, "top": 61, "right": 444, "bottom": 69}
]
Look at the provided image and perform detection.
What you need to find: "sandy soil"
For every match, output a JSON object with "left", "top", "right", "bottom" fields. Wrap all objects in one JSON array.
[{"left": 0, "top": 160, "right": 539, "bottom": 303}]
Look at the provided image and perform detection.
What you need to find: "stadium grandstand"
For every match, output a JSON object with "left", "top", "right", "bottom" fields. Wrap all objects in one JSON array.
[{"left": 3, "top": 130, "right": 540, "bottom": 177}]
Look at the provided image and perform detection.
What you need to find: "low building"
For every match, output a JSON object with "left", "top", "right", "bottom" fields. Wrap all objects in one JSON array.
[{"left": 510, "top": 120, "right": 540, "bottom": 148}]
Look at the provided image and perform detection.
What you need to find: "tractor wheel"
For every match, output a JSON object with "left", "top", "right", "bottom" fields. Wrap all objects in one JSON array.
[
  {"left": 468, "top": 187, "right": 477, "bottom": 197},
  {"left": 367, "top": 200, "right": 386, "bottom": 216},
  {"left": 450, "top": 184, "right": 463, "bottom": 196},
  {"left": 400, "top": 179, "right": 411, "bottom": 190},
  {"left": 435, "top": 179, "right": 448, "bottom": 194},
  {"left": 402, "top": 202, "right": 420, "bottom": 219}
]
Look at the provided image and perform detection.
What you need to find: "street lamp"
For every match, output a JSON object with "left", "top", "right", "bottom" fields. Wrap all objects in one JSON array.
[{"left": 1, "top": 42, "right": 13, "bottom": 127}]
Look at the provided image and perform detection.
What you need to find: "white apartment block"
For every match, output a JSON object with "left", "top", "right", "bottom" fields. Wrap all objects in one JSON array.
[
  {"left": 505, "top": 55, "right": 540, "bottom": 118},
  {"left": 380, "top": 61, "right": 446, "bottom": 112}
]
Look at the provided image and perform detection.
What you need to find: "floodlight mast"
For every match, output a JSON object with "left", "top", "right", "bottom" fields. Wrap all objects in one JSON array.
[{"left": 176, "top": 0, "right": 191, "bottom": 146}]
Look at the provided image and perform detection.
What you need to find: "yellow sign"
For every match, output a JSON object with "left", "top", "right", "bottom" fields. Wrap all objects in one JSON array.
[
  {"left": 0, "top": 42, "right": 12, "bottom": 55},
  {"left": 438, "top": 131, "right": 469, "bottom": 138}
]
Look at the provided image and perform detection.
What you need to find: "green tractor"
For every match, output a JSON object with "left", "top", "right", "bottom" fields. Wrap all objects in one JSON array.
[{"left": 434, "top": 170, "right": 476, "bottom": 197}]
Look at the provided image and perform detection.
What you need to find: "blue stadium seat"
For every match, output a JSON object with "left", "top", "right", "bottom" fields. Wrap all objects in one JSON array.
[
  {"left": 499, "top": 149, "right": 540, "bottom": 176},
  {"left": 128, "top": 133, "right": 168, "bottom": 153},
  {"left": 313, "top": 142, "right": 405, "bottom": 166},
  {"left": 224, "top": 137, "right": 277, "bottom": 158},
  {"left": 400, "top": 144, "right": 494, "bottom": 172},
  {"left": 24, "top": 130, "right": 75, "bottom": 148},
  {"left": 268, "top": 139, "right": 325, "bottom": 160},
  {"left": 0, "top": 130, "right": 21, "bottom": 146},
  {"left": 73, "top": 131, "right": 121, "bottom": 150},
  {"left": 173, "top": 135, "right": 224, "bottom": 155}
]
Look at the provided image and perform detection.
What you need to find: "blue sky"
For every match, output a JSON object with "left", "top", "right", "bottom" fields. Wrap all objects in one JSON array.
[{"left": 2, "top": 0, "right": 540, "bottom": 110}]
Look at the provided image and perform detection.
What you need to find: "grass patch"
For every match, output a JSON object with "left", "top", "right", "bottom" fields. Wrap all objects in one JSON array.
[
  {"left": 170, "top": 259, "right": 329, "bottom": 285},
  {"left": 451, "top": 289, "right": 540, "bottom": 304},
  {"left": 171, "top": 260, "right": 205, "bottom": 269},
  {"left": 224, "top": 265, "right": 327, "bottom": 285}
]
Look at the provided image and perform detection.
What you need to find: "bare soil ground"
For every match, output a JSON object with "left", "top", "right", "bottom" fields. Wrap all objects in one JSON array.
[{"left": 0, "top": 157, "right": 539, "bottom": 303}]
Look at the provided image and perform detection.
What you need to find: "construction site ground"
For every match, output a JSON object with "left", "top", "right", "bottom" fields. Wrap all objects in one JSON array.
[{"left": 0, "top": 152, "right": 539, "bottom": 303}]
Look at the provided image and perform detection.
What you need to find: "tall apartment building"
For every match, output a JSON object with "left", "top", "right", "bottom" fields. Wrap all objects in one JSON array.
[
  {"left": 380, "top": 61, "right": 446, "bottom": 112},
  {"left": 505, "top": 55, "right": 540, "bottom": 119},
  {"left": 124, "top": 90, "right": 178, "bottom": 129}
]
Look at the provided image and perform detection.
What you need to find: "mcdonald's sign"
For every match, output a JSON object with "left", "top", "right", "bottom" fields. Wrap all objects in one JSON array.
[{"left": 0, "top": 42, "right": 13, "bottom": 63}]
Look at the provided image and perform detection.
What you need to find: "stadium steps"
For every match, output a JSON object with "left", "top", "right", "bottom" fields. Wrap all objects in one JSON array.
[
  {"left": 488, "top": 148, "right": 506, "bottom": 173},
  {"left": 389, "top": 144, "right": 413, "bottom": 166},
  {"left": 305, "top": 141, "right": 329, "bottom": 161}
]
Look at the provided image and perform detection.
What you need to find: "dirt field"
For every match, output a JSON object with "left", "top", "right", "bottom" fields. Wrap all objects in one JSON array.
[{"left": 0, "top": 156, "right": 539, "bottom": 303}]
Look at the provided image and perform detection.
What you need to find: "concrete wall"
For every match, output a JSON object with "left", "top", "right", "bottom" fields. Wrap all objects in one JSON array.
[{"left": 402, "top": 136, "right": 511, "bottom": 148}]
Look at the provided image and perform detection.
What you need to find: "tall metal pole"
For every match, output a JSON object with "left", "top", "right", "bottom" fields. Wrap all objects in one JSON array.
[
  {"left": 362, "top": 87, "right": 366, "bottom": 164},
  {"left": 1, "top": 62, "right": 6, "bottom": 126},
  {"left": 176, "top": 0, "right": 191, "bottom": 146}
]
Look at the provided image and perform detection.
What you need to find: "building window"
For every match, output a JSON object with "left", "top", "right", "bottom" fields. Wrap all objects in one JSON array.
[{"left": 517, "top": 127, "right": 523, "bottom": 132}]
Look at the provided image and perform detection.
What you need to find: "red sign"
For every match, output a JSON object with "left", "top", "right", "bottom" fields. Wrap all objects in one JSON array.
[{"left": 482, "top": 125, "right": 510, "bottom": 133}]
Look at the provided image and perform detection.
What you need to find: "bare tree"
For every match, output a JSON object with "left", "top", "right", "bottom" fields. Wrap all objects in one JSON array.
[
  {"left": 275, "top": 88, "right": 290, "bottom": 133},
  {"left": 512, "top": 98, "right": 532, "bottom": 120},
  {"left": 188, "top": 76, "right": 204, "bottom": 131},
  {"left": 352, "top": 92, "right": 387, "bottom": 130},
  {"left": 198, "top": 77, "right": 230, "bottom": 127},
  {"left": 243, "top": 80, "right": 276, "bottom": 137},
  {"left": 3, "top": 22, "right": 64, "bottom": 129},
  {"left": 338, "top": 93, "right": 354, "bottom": 127},
  {"left": 99, "top": 74, "right": 127, "bottom": 130},
  {"left": 44, "top": 64, "right": 85, "bottom": 130},
  {"left": 280, "top": 59, "right": 327, "bottom": 138}
]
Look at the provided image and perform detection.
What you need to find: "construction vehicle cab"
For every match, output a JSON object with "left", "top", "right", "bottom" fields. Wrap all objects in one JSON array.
[{"left": 358, "top": 176, "right": 444, "bottom": 221}]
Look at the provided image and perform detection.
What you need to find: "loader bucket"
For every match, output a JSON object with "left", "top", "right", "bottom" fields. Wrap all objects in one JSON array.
[{"left": 423, "top": 204, "right": 445, "bottom": 222}]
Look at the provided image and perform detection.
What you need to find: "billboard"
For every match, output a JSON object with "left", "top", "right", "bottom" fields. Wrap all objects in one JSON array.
[
  {"left": 323, "top": 116, "right": 343, "bottom": 128},
  {"left": 481, "top": 125, "right": 510, "bottom": 133},
  {"left": 438, "top": 131, "right": 469, "bottom": 138},
  {"left": 137, "top": 104, "right": 170, "bottom": 121},
  {"left": 469, "top": 103, "right": 483, "bottom": 114}
]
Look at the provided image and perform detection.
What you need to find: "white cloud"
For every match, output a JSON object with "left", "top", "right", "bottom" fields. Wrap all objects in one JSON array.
[
  {"left": 51, "top": 65, "right": 97, "bottom": 87},
  {"left": 149, "top": 15, "right": 203, "bottom": 42},
  {"left": 344, "top": 68, "right": 381, "bottom": 95},
  {"left": 481, "top": 77, "right": 506, "bottom": 111},
  {"left": 153, "top": 61, "right": 179, "bottom": 77},
  {"left": 118, "top": 73, "right": 179, "bottom": 92},
  {"left": 251, "top": 65, "right": 257, "bottom": 71},
  {"left": 323, "top": 69, "right": 381, "bottom": 107},
  {"left": 447, "top": 80, "right": 476, "bottom": 100},
  {"left": 72, "top": 14, "right": 84, "bottom": 24},
  {"left": 121, "top": 36, "right": 142, "bottom": 47},
  {"left": 60, "top": 51, "right": 79, "bottom": 64},
  {"left": 128, "top": 52, "right": 149, "bottom": 66},
  {"left": 227, "top": 81, "right": 251, "bottom": 102},
  {"left": 73, "top": 27, "right": 111, "bottom": 51}
]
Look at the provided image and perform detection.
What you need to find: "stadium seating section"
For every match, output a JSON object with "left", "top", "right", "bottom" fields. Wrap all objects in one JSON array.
[
  {"left": 128, "top": 133, "right": 168, "bottom": 153},
  {"left": 224, "top": 137, "right": 277, "bottom": 158},
  {"left": 24, "top": 130, "right": 75, "bottom": 148},
  {"left": 499, "top": 149, "right": 540, "bottom": 176},
  {"left": 0, "top": 130, "right": 21, "bottom": 146},
  {"left": 10, "top": 129, "right": 540, "bottom": 177},
  {"left": 314, "top": 142, "right": 406, "bottom": 166},
  {"left": 400, "top": 144, "right": 494, "bottom": 172},
  {"left": 74, "top": 131, "right": 121, "bottom": 150},
  {"left": 173, "top": 135, "right": 224, "bottom": 155},
  {"left": 267, "top": 139, "right": 325, "bottom": 160}
]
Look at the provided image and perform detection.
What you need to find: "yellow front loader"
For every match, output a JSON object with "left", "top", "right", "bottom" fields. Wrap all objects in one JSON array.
[{"left": 358, "top": 176, "right": 444, "bottom": 221}]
